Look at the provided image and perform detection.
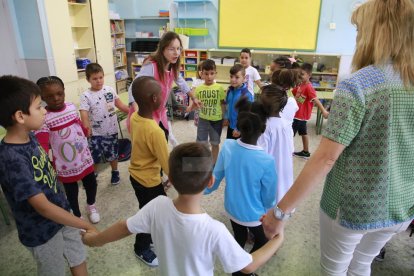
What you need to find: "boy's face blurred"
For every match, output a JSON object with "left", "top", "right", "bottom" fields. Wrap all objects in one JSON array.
[
  {"left": 41, "top": 83, "right": 65, "bottom": 110},
  {"left": 240, "top": 52, "right": 251, "bottom": 68},
  {"left": 202, "top": 69, "right": 216, "bottom": 85},
  {"left": 25, "top": 96, "right": 46, "bottom": 131},
  {"left": 301, "top": 70, "right": 311, "bottom": 82},
  {"left": 270, "top": 62, "right": 279, "bottom": 73},
  {"left": 230, "top": 71, "right": 245, "bottom": 88},
  {"left": 88, "top": 72, "right": 104, "bottom": 91}
]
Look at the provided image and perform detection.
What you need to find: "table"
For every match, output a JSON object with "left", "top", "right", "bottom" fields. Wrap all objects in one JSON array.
[{"left": 315, "top": 91, "right": 334, "bottom": 135}]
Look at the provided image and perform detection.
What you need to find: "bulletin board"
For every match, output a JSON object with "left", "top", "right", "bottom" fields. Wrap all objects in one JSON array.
[{"left": 218, "top": 0, "right": 322, "bottom": 51}]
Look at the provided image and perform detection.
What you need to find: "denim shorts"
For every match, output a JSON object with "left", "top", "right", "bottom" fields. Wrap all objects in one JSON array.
[
  {"left": 89, "top": 134, "right": 119, "bottom": 163},
  {"left": 196, "top": 118, "right": 223, "bottom": 145}
]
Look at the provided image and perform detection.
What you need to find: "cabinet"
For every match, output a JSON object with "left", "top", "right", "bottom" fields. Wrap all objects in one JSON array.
[
  {"left": 172, "top": 0, "right": 215, "bottom": 49},
  {"left": 181, "top": 49, "right": 207, "bottom": 80},
  {"left": 43, "top": 0, "right": 115, "bottom": 105}
]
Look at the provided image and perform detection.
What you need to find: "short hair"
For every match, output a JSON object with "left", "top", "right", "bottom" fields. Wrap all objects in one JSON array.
[
  {"left": 85, "top": 63, "right": 104, "bottom": 79},
  {"left": 201, "top": 59, "right": 216, "bottom": 71},
  {"left": 131, "top": 76, "right": 161, "bottom": 109},
  {"left": 169, "top": 142, "right": 213, "bottom": 194},
  {"left": 273, "top": 56, "right": 292, "bottom": 69},
  {"left": 0, "top": 75, "right": 41, "bottom": 128},
  {"left": 236, "top": 97, "right": 267, "bottom": 138},
  {"left": 240, "top": 48, "right": 251, "bottom": 57},
  {"left": 36, "top": 76, "right": 65, "bottom": 91},
  {"left": 301, "top": 63, "right": 313, "bottom": 75},
  {"left": 230, "top": 64, "right": 245, "bottom": 76}
]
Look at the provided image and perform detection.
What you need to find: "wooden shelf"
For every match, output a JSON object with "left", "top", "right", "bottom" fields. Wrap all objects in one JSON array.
[
  {"left": 72, "top": 25, "right": 90, "bottom": 28},
  {"left": 312, "top": 72, "right": 338, "bottom": 76},
  {"left": 75, "top": 47, "right": 92, "bottom": 50},
  {"left": 114, "top": 64, "right": 127, "bottom": 69},
  {"left": 68, "top": 2, "right": 88, "bottom": 7}
]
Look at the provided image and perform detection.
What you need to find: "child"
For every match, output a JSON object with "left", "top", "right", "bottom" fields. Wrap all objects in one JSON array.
[
  {"left": 187, "top": 61, "right": 205, "bottom": 126},
  {"left": 194, "top": 59, "right": 226, "bottom": 164},
  {"left": 79, "top": 63, "right": 129, "bottom": 185},
  {"left": 258, "top": 70, "right": 299, "bottom": 204},
  {"left": 0, "top": 75, "right": 96, "bottom": 275},
  {"left": 240, "top": 48, "right": 263, "bottom": 95},
  {"left": 35, "top": 76, "right": 100, "bottom": 223},
  {"left": 225, "top": 64, "right": 253, "bottom": 139},
  {"left": 81, "top": 142, "right": 284, "bottom": 276},
  {"left": 128, "top": 76, "right": 170, "bottom": 267},
  {"left": 292, "top": 63, "right": 329, "bottom": 159},
  {"left": 205, "top": 98, "right": 277, "bottom": 276}
]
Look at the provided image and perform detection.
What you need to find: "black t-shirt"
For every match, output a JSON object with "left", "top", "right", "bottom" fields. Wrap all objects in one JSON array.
[{"left": 0, "top": 134, "right": 70, "bottom": 247}]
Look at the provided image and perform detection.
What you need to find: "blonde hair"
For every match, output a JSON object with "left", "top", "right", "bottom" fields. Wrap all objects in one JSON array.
[{"left": 351, "top": 0, "right": 414, "bottom": 86}]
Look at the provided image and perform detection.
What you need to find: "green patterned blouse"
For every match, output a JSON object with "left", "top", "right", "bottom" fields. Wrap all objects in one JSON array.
[{"left": 321, "top": 64, "right": 414, "bottom": 230}]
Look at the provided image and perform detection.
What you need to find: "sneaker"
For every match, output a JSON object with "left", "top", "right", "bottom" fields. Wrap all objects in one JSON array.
[
  {"left": 86, "top": 204, "right": 100, "bottom": 224},
  {"left": 293, "top": 150, "right": 311, "bottom": 159},
  {"left": 375, "top": 247, "right": 386, "bottom": 262},
  {"left": 134, "top": 249, "right": 159, "bottom": 267},
  {"left": 111, "top": 170, "right": 120, "bottom": 185}
]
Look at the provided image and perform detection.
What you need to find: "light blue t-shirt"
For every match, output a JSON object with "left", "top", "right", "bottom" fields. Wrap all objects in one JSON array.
[{"left": 205, "top": 139, "right": 277, "bottom": 223}]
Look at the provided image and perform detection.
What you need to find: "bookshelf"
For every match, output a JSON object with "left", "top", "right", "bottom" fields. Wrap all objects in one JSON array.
[{"left": 110, "top": 19, "right": 128, "bottom": 93}]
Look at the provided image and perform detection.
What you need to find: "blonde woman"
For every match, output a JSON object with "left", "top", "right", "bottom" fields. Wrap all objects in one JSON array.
[{"left": 262, "top": 0, "right": 414, "bottom": 275}]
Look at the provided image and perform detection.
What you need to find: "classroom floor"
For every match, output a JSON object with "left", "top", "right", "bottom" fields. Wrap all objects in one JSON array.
[{"left": 0, "top": 114, "right": 413, "bottom": 276}]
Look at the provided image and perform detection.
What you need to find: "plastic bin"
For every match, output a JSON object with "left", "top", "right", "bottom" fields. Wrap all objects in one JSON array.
[
  {"left": 185, "top": 58, "right": 197, "bottom": 64},
  {"left": 185, "top": 64, "right": 197, "bottom": 71},
  {"left": 189, "top": 28, "right": 208, "bottom": 36},
  {"left": 185, "top": 50, "right": 198, "bottom": 57}
]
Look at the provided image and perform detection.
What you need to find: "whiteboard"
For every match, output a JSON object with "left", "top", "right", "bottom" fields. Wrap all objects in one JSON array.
[{"left": 218, "top": 0, "right": 322, "bottom": 51}]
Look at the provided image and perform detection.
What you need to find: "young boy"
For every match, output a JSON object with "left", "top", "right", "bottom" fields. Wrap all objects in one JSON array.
[
  {"left": 81, "top": 142, "right": 284, "bottom": 276},
  {"left": 0, "top": 75, "right": 97, "bottom": 275},
  {"left": 240, "top": 48, "right": 263, "bottom": 95},
  {"left": 225, "top": 64, "right": 254, "bottom": 139},
  {"left": 292, "top": 63, "right": 329, "bottom": 159},
  {"left": 194, "top": 59, "right": 226, "bottom": 163},
  {"left": 79, "top": 63, "right": 129, "bottom": 185},
  {"left": 126, "top": 76, "right": 169, "bottom": 267}
]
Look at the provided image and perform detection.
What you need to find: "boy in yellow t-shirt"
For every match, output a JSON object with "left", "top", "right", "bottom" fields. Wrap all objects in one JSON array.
[
  {"left": 128, "top": 76, "right": 169, "bottom": 267},
  {"left": 194, "top": 59, "right": 226, "bottom": 164}
]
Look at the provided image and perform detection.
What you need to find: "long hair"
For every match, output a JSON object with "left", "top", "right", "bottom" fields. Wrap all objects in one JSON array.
[
  {"left": 351, "top": 0, "right": 414, "bottom": 86},
  {"left": 150, "top": 32, "right": 182, "bottom": 82}
]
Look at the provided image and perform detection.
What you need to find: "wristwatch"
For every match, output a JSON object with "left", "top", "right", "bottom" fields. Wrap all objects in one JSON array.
[{"left": 273, "top": 205, "right": 292, "bottom": 221}]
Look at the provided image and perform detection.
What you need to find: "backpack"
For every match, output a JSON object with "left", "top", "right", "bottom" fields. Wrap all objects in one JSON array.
[{"left": 118, "top": 138, "right": 131, "bottom": 162}]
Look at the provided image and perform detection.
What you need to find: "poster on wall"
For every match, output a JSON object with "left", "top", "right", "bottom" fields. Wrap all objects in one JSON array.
[{"left": 219, "top": 0, "right": 322, "bottom": 51}]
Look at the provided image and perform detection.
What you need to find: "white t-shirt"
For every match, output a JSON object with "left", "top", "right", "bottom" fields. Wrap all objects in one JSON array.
[
  {"left": 258, "top": 117, "right": 294, "bottom": 204},
  {"left": 79, "top": 85, "right": 119, "bottom": 136},
  {"left": 126, "top": 196, "right": 252, "bottom": 276},
  {"left": 244, "top": 66, "right": 261, "bottom": 95},
  {"left": 280, "top": 97, "right": 299, "bottom": 124}
]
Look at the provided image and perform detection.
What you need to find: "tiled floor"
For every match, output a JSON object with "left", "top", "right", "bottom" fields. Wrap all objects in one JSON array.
[{"left": 1, "top": 115, "right": 413, "bottom": 275}]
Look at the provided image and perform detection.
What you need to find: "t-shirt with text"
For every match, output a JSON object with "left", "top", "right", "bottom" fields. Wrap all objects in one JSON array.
[
  {"left": 196, "top": 83, "right": 226, "bottom": 121},
  {"left": 0, "top": 134, "right": 70, "bottom": 247}
]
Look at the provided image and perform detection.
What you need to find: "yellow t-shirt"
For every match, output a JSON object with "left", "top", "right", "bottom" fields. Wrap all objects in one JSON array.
[
  {"left": 129, "top": 113, "right": 169, "bottom": 187},
  {"left": 195, "top": 83, "right": 226, "bottom": 121}
]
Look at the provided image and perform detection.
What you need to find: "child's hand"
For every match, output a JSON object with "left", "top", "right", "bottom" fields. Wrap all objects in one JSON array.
[
  {"left": 322, "top": 111, "right": 329, "bottom": 119},
  {"left": 223, "top": 119, "right": 229, "bottom": 127},
  {"left": 81, "top": 230, "right": 100, "bottom": 247},
  {"left": 232, "top": 130, "right": 241, "bottom": 138}
]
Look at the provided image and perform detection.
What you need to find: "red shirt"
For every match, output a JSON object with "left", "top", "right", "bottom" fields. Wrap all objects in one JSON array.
[{"left": 292, "top": 82, "right": 317, "bottom": 121}]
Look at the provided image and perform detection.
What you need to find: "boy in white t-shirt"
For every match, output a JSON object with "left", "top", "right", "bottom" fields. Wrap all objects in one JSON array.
[
  {"left": 240, "top": 48, "right": 263, "bottom": 96},
  {"left": 82, "top": 142, "right": 284, "bottom": 276}
]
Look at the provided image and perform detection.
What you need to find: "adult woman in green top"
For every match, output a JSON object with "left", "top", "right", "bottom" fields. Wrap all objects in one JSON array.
[{"left": 262, "top": 0, "right": 414, "bottom": 275}]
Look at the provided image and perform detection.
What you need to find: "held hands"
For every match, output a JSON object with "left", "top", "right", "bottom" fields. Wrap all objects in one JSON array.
[
  {"left": 81, "top": 228, "right": 100, "bottom": 247},
  {"left": 222, "top": 119, "right": 229, "bottom": 127},
  {"left": 322, "top": 110, "right": 329, "bottom": 119},
  {"left": 232, "top": 130, "right": 241, "bottom": 138},
  {"left": 260, "top": 209, "right": 285, "bottom": 240}
]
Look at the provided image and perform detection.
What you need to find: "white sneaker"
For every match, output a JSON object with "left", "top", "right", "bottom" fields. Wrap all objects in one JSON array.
[{"left": 86, "top": 203, "right": 100, "bottom": 224}]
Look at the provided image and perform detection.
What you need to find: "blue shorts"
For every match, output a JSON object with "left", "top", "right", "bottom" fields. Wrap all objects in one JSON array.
[
  {"left": 89, "top": 134, "right": 118, "bottom": 163},
  {"left": 196, "top": 118, "right": 223, "bottom": 146}
]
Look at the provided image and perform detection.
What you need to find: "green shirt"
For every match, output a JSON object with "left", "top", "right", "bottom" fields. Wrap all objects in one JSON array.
[
  {"left": 321, "top": 64, "right": 414, "bottom": 230},
  {"left": 196, "top": 83, "right": 226, "bottom": 121}
]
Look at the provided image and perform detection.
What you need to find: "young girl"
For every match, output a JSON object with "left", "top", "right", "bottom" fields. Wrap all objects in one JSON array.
[
  {"left": 258, "top": 70, "right": 299, "bottom": 204},
  {"left": 35, "top": 76, "right": 100, "bottom": 223},
  {"left": 205, "top": 97, "right": 277, "bottom": 275}
]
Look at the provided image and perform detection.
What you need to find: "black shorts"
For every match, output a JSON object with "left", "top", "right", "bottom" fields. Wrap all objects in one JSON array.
[{"left": 292, "top": 119, "right": 307, "bottom": 136}]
